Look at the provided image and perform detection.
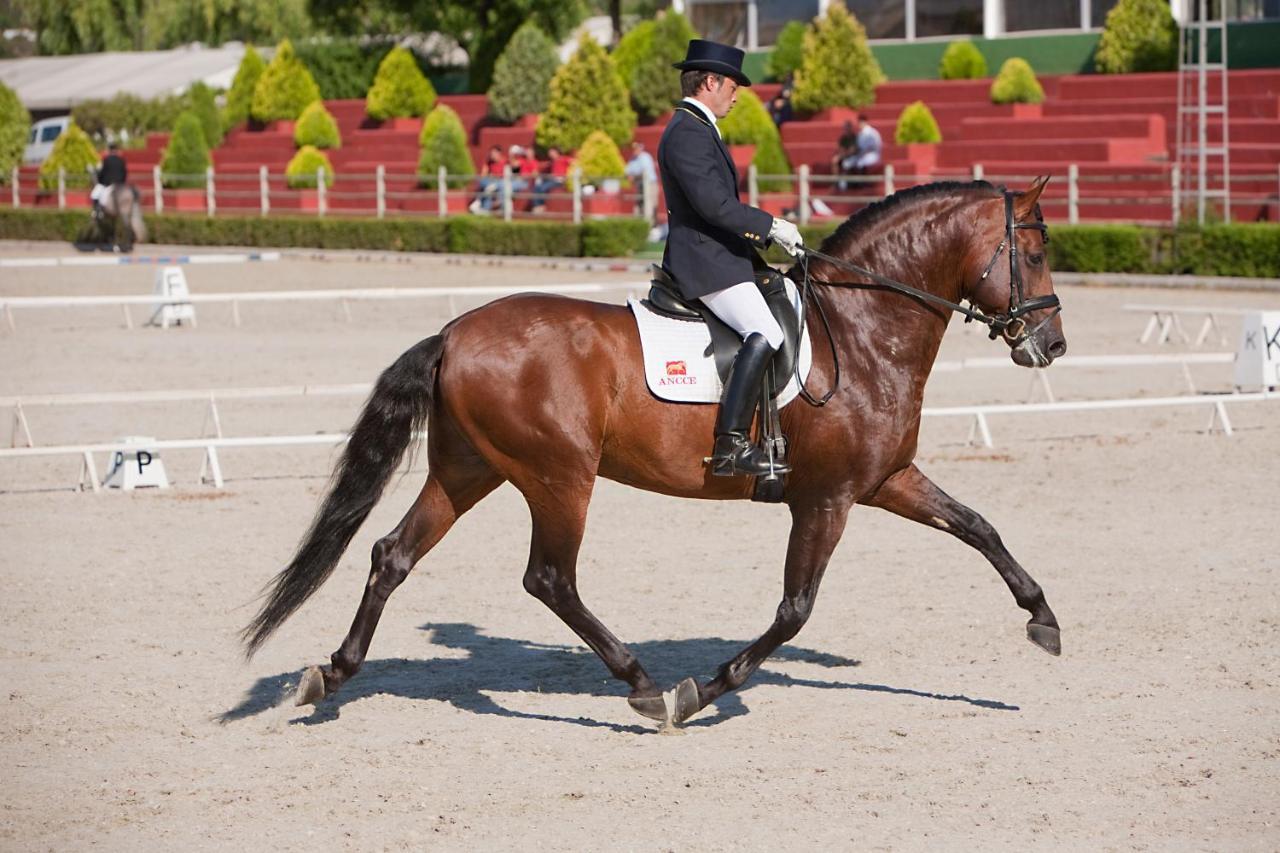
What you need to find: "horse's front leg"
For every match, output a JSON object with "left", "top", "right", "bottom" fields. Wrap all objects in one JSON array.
[
  {"left": 672, "top": 498, "right": 853, "bottom": 724},
  {"left": 865, "top": 463, "right": 1061, "bottom": 655}
]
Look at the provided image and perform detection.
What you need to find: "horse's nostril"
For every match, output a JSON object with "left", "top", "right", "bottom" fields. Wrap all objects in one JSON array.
[{"left": 1048, "top": 340, "right": 1067, "bottom": 359}]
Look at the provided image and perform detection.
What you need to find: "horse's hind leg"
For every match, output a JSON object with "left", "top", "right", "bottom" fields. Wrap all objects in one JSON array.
[
  {"left": 519, "top": 486, "right": 667, "bottom": 722},
  {"left": 865, "top": 463, "right": 1061, "bottom": 655},
  {"left": 296, "top": 460, "right": 502, "bottom": 705},
  {"left": 673, "top": 499, "right": 853, "bottom": 724}
]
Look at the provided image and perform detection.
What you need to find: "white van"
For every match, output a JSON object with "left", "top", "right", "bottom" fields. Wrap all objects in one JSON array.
[{"left": 24, "top": 115, "right": 70, "bottom": 165}]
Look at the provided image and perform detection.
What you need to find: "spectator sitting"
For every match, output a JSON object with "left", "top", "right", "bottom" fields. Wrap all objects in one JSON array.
[
  {"left": 833, "top": 113, "right": 882, "bottom": 192},
  {"left": 624, "top": 141, "right": 658, "bottom": 214},
  {"left": 507, "top": 144, "right": 540, "bottom": 209},
  {"left": 769, "top": 93, "right": 792, "bottom": 126},
  {"left": 530, "top": 146, "right": 573, "bottom": 213},
  {"left": 470, "top": 145, "right": 506, "bottom": 214}
]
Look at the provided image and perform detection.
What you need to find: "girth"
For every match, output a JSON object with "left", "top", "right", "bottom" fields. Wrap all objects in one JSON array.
[{"left": 643, "top": 265, "right": 800, "bottom": 398}]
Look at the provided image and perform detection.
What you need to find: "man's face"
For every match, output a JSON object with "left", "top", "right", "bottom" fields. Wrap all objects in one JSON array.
[{"left": 703, "top": 76, "right": 739, "bottom": 119}]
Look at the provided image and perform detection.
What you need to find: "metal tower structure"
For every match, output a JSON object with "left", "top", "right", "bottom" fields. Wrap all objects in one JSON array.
[{"left": 1176, "top": 0, "right": 1231, "bottom": 224}]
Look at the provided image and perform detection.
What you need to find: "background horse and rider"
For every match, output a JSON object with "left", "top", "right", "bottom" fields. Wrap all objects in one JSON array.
[
  {"left": 77, "top": 182, "right": 146, "bottom": 253},
  {"left": 242, "top": 176, "right": 1067, "bottom": 727}
]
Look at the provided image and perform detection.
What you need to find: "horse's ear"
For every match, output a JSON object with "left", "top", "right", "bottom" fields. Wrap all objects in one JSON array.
[{"left": 1015, "top": 175, "right": 1050, "bottom": 220}]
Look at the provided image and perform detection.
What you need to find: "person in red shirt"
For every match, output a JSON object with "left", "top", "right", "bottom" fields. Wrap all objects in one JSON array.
[
  {"left": 530, "top": 146, "right": 572, "bottom": 213},
  {"left": 470, "top": 145, "right": 507, "bottom": 213}
]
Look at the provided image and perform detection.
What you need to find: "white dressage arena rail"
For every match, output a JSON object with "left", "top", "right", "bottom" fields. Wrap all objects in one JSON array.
[
  {"left": 0, "top": 251, "right": 281, "bottom": 268},
  {"left": 1124, "top": 303, "right": 1261, "bottom": 347},
  {"left": 3, "top": 390, "right": 1275, "bottom": 492},
  {"left": 922, "top": 390, "right": 1275, "bottom": 448},
  {"left": 0, "top": 281, "right": 634, "bottom": 330}
]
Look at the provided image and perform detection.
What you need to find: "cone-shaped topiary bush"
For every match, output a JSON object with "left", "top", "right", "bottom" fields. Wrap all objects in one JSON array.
[
  {"left": 1094, "top": 0, "right": 1178, "bottom": 74},
  {"left": 719, "top": 89, "right": 792, "bottom": 192},
  {"left": 251, "top": 39, "right": 321, "bottom": 123},
  {"left": 160, "top": 112, "right": 212, "bottom": 188},
  {"left": 38, "top": 122, "right": 99, "bottom": 189},
  {"left": 568, "top": 129, "right": 627, "bottom": 190},
  {"left": 186, "top": 82, "right": 223, "bottom": 149},
  {"left": 765, "top": 20, "right": 806, "bottom": 82},
  {"left": 939, "top": 40, "right": 987, "bottom": 80},
  {"left": 894, "top": 101, "right": 942, "bottom": 143},
  {"left": 286, "top": 145, "right": 335, "bottom": 188},
  {"left": 990, "top": 57, "right": 1044, "bottom": 104},
  {"left": 537, "top": 34, "right": 636, "bottom": 152},
  {"left": 294, "top": 101, "right": 341, "bottom": 149},
  {"left": 630, "top": 11, "right": 699, "bottom": 122},
  {"left": 0, "top": 80, "right": 30, "bottom": 182},
  {"left": 366, "top": 46, "right": 436, "bottom": 121},
  {"left": 222, "top": 45, "right": 265, "bottom": 131},
  {"left": 792, "top": 2, "right": 884, "bottom": 113},
  {"left": 417, "top": 104, "right": 473, "bottom": 188},
  {"left": 611, "top": 20, "right": 655, "bottom": 93},
  {"left": 487, "top": 22, "right": 560, "bottom": 123}
]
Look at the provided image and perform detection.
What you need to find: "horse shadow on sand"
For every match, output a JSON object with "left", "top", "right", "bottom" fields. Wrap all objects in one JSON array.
[{"left": 220, "top": 622, "right": 1019, "bottom": 733}]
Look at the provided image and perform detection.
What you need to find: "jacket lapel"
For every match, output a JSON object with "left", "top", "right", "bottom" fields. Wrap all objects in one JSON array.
[{"left": 675, "top": 106, "right": 738, "bottom": 191}]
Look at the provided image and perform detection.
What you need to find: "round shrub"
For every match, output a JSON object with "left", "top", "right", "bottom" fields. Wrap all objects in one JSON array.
[
  {"left": 38, "top": 123, "right": 99, "bottom": 190},
  {"left": 629, "top": 11, "right": 699, "bottom": 122},
  {"left": 765, "top": 20, "right": 806, "bottom": 82},
  {"left": 160, "top": 112, "right": 212, "bottom": 188},
  {"left": 792, "top": 2, "right": 885, "bottom": 113},
  {"left": 1094, "top": 0, "right": 1178, "bottom": 74},
  {"left": 719, "top": 89, "right": 792, "bottom": 192},
  {"left": 990, "top": 58, "right": 1044, "bottom": 105},
  {"left": 417, "top": 104, "right": 473, "bottom": 188},
  {"left": 251, "top": 39, "right": 321, "bottom": 123},
  {"left": 537, "top": 34, "right": 636, "bottom": 152},
  {"left": 286, "top": 145, "right": 335, "bottom": 189},
  {"left": 487, "top": 22, "right": 560, "bottom": 123},
  {"left": 294, "top": 101, "right": 341, "bottom": 149},
  {"left": 0, "top": 80, "right": 30, "bottom": 182},
  {"left": 894, "top": 101, "right": 942, "bottom": 144},
  {"left": 611, "top": 20, "right": 655, "bottom": 92},
  {"left": 939, "top": 40, "right": 987, "bottom": 80},
  {"left": 569, "top": 130, "right": 626, "bottom": 189},
  {"left": 366, "top": 46, "right": 437, "bottom": 121},
  {"left": 223, "top": 46, "right": 267, "bottom": 130}
]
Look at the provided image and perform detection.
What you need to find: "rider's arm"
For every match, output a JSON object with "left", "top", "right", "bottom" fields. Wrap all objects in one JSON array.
[{"left": 662, "top": 120, "right": 774, "bottom": 248}]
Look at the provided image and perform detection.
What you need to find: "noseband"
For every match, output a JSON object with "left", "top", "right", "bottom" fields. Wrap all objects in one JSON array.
[{"left": 792, "top": 188, "right": 1063, "bottom": 404}]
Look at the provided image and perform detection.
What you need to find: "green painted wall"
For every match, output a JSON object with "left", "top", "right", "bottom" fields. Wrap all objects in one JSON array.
[{"left": 746, "top": 21, "right": 1280, "bottom": 82}]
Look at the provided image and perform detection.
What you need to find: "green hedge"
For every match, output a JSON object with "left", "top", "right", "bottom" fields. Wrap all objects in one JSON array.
[
  {"left": 786, "top": 221, "right": 1279, "bottom": 277},
  {"left": 0, "top": 209, "right": 652, "bottom": 257}
]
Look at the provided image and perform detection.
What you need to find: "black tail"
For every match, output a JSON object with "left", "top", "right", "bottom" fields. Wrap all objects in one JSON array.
[{"left": 241, "top": 335, "right": 445, "bottom": 657}]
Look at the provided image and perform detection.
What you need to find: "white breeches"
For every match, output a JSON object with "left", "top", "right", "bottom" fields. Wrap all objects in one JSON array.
[{"left": 700, "top": 281, "right": 785, "bottom": 350}]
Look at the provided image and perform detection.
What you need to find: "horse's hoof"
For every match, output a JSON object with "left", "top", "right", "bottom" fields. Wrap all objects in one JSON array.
[
  {"left": 671, "top": 677, "right": 703, "bottom": 725},
  {"left": 1027, "top": 623, "right": 1061, "bottom": 656},
  {"left": 627, "top": 692, "right": 669, "bottom": 722},
  {"left": 295, "top": 665, "right": 328, "bottom": 706}
]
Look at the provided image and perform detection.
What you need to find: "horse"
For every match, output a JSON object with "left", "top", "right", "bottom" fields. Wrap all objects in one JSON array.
[
  {"left": 241, "top": 177, "right": 1068, "bottom": 726},
  {"left": 81, "top": 183, "right": 146, "bottom": 253}
]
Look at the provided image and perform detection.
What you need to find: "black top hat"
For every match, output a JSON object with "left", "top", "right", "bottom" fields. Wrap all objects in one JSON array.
[{"left": 673, "top": 39, "right": 751, "bottom": 87}]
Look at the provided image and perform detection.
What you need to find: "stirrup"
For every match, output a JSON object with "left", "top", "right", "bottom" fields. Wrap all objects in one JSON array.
[{"left": 710, "top": 433, "right": 791, "bottom": 478}]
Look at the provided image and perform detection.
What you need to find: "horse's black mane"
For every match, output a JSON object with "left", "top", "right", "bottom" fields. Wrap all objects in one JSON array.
[{"left": 820, "top": 179, "right": 1000, "bottom": 255}]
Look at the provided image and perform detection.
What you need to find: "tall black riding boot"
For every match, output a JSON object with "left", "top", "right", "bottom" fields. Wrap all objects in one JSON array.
[{"left": 710, "top": 333, "right": 790, "bottom": 477}]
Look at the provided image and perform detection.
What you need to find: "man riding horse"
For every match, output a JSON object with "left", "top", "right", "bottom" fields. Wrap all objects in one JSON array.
[
  {"left": 658, "top": 39, "right": 806, "bottom": 478},
  {"left": 91, "top": 142, "right": 127, "bottom": 219}
]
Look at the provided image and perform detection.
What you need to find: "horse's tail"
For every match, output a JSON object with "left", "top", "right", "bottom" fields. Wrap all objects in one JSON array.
[
  {"left": 127, "top": 185, "right": 146, "bottom": 243},
  {"left": 241, "top": 335, "right": 445, "bottom": 657}
]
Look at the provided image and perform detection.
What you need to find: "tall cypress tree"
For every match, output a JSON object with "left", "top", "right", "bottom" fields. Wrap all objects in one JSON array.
[
  {"left": 487, "top": 22, "right": 560, "bottom": 123},
  {"left": 792, "top": 1, "right": 885, "bottom": 112},
  {"left": 222, "top": 45, "right": 266, "bottom": 131},
  {"left": 536, "top": 35, "right": 635, "bottom": 152}
]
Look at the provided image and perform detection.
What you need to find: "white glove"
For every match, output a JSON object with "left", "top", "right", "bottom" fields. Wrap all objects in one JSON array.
[{"left": 769, "top": 217, "right": 804, "bottom": 257}]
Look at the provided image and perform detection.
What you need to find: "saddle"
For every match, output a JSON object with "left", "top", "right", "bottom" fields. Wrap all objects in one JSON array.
[
  {"left": 643, "top": 265, "right": 801, "bottom": 397},
  {"left": 642, "top": 265, "right": 800, "bottom": 503}
]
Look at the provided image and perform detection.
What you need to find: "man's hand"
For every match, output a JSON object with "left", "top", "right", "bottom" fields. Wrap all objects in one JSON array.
[{"left": 769, "top": 217, "right": 804, "bottom": 257}]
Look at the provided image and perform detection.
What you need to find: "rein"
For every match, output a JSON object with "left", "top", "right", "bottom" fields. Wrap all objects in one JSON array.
[{"left": 789, "top": 189, "right": 1062, "bottom": 407}]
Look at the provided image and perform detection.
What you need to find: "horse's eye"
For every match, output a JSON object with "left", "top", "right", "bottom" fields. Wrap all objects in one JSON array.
[{"left": 1027, "top": 253, "right": 1044, "bottom": 267}]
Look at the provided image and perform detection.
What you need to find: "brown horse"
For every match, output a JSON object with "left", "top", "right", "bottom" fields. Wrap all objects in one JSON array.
[{"left": 242, "top": 178, "right": 1067, "bottom": 726}]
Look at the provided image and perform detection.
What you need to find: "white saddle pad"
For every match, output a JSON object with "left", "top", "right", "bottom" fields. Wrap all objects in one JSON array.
[{"left": 628, "top": 278, "right": 813, "bottom": 406}]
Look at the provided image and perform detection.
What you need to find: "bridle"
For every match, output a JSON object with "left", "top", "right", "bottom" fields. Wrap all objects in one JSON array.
[{"left": 790, "top": 188, "right": 1062, "bottom": 406}]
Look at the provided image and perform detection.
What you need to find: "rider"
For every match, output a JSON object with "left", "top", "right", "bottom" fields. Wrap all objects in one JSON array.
[
  {"left": 91, "top": 142, "right": 128, "bottom": 219},
  {"left": 658, "top": 39, "right": 805, "bottom": 478}
]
